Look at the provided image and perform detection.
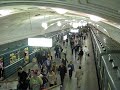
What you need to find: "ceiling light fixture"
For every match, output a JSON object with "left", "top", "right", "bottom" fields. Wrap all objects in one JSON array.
[
  {"left": 41, "top": 15, "right": 48, "bottom": 30},
  {"left": 69, "top": 22, "right": 72, "bottom": 26},
  {"left": 82, "top": 21, "right": 87, "bottom": 26},
  {"left": 88, "top": 22, "right": 92, "bottom": 24},
  {"left": 52, "top": 8, "right": 67, "bottom": 14},
  {"left": 42, "top": 22, "right": 48, "bottom": 29},
  {"left": 72, "top": 22, "right": 79, "bottom": 28},
  {"left": 57, "top": 21, "right": 62, "bottom": 26},
  {"left": 0, "top": 10, "right": 13, "bottom": 17},
  {"left": 78, "top": 22, "right": 82, "bottom": 27},
  {"left": 90, "top": 15, "right": 102, "bottom": 22}
]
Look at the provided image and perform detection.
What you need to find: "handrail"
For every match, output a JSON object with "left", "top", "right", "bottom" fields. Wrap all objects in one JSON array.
[{"left": 47, "top": 84, "right": 60, "bottom": 90}]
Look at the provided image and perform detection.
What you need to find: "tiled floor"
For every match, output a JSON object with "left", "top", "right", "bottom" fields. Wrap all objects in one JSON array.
[
  {"left": 0, "top": 32, "right": 99, "bottom": 90},
  {"left": 58, "top": 33, "right": 99, "bottom": 90}
]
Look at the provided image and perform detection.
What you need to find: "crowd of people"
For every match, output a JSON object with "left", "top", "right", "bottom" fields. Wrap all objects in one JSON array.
[{"left": 17, "top": 29, "right": 89, "bottom": 90}]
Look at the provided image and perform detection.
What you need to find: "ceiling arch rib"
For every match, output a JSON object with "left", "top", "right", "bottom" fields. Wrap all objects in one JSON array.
[
  {"left": 0, "top": 0, "right": 119, "bottom": 45},
  {"left": 0, "top": 0, "right": 120, "bottom": 23}
]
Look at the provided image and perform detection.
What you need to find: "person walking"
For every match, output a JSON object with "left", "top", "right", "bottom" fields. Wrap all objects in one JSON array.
[
  {"left": 58, "top": 63, "right": 67, "bottom": 86},
  {"left": 51, "top": 62, "right": 58, "bottom": 75},
  {"left": 78, "top": 48, "right": 84, "bottom": 64},
  {"left": 54, "top": 45, "right": 59, "bottom": 58},
  {"left": 62, "top": 58, "right": 68, "bottom": 66},
  {"left": 44, "top": 57, "right": 51, "bottom": 73},
  {"left": 51, "top": 62, "right": 58, "bottom": 85},
  {"left": 62, "top": 46, "right": 67, "bottom": 60},
  {"left": 30, "top": 70, "right": 43, "bottom": 90},
  {"left": 68, "top": 61, "right": 74, "bottom": 79},
  {"left": 41, "top": 73, "right": 48, "bottom": 89},
  {"left": 83, "top": 46, "right": 89, "bottom": 61},
  {"left": 75, "top": 66, "right": 83, "bottom": 88}
]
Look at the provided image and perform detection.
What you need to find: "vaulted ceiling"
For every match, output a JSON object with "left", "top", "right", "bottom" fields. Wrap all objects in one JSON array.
[{"left": 0, "top": 0, "right": 120, "bottom": 45}]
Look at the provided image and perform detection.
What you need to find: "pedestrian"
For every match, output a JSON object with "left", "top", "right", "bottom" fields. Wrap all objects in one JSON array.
[
  {"left": 41, "top": 73, "right": 48, "bottom": 89},
  {"left": 51, "top": 62, "right": 58, "bottom": 75},
  {"left": 51, "top": 62, "right": 58, "bottom": 85},
  {"left": 30, "top": 70, "right": 43, "bottom": 90},
  {"left": 44, "top": 57, "right": 51, "bottom": 73},
  {"left": 66, "top": 38, "right": 68, "bottom": 46},
  {"left": 0, "top": 58, "right": 3, "bottom": 80},
  {"left": 83, "top": 46, "right": 89, "bottom": 61},
  {"left": 78, "top": 48, "right": 84, "bottom": 64},
  {"left": 62, "top": 47, "right": 67, "bottom": 60},
  {"left": 68, "top": 61, "right": 74, "bottom": 79},
  {"left": 63, "top": 41, "right": 65, "bottom": 46},
  {"left": 17, "top": 66, "right": 29, "bottom": 90},
  {"left": 48, "top": 70, "right": 56, "bottom": 87},
  {"left": 75, "top": 66, "right": 83, "bottom": 88},
  {"left": 58, "top": 45, "right": 63, "bottom": 59},
  {"left": 62, "top": 58, "right": 68, "bottom": 66},
  {"left": 41, "top": 64, "right": 47, "bottom": 75},
  {"left": 54, "top": 45, "right": 59, "bottom": 58},
  {"left": 58, "top": 63, "right": 67, "bottom": 86}
]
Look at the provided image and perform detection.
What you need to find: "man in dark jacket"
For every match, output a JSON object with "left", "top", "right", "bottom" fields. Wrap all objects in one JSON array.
[
  {"left": 17, "top": 67, "right": 29, "bottom": 90},
  {"left": 78, "top": 48, "right": 84, "bottom": 64},
  {"left": 68, "top": 61, "right": 74, "bottom": 79},
  {"left": 35, "top": 51, "right": 43, "bottom": 68},
  {"left": 62, "top": 58, "right": 68, "bottom": 66},
  {"left": 58, "top": 63, "right": 67, "bottom": 86}
]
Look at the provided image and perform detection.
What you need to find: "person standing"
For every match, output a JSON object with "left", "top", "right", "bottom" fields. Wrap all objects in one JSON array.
[
  {"left": 48, "top": 70, "right": 56, "bottom": 87},
  {"left": 17, "top": 67, "right": 29, "bottom": 90},
  {"left": 0, "top": 58, "right": 3, "bottom": 80},
  {"left": 70, "top": 37, "right": 74, "bottom": 55},
  {"left": 41, "top": 64, "right": 47, "bottom": 75},
  {"left": 51, "top": 62, "right": 58, "bottom": 75},
  {"left": 35, "top": 51, "right": 43, "bottom": 68},
  {"left": 41, "top": 73, "right": 48, "bottom": 89},
  {"left": 75, "top": 66, "right": 83, "bottom": 88},
  {"left": 58, "top": 63, "right": 67, "bottom": 86},
  {"left": 68, "top": 61, "right": 74, "bottom": 79},
  {"left": 62, "top": 47, "right": 67, "bottom": 60},
  {"left": 83, "top": 46, "right": 89, "bottom": 61},
  {"left": 30, "top": 71, "right": 43, "bottom": 90},
  {"left": 51, "top": 62, "right": 58, "bottom": 85},
  {"left": 62, "top": 58, "right": 68, "bottom": 66},
  {"left": 44, "top": 57, "right": 51, "bottom": 73}
]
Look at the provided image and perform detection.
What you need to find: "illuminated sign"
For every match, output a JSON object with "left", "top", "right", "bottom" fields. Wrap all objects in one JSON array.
[
  {"left": 28, "top": 38, "right": 52, "bottom": 47},
  {"left": 70, "top": 29, "right": 79, "bottom": 33}
]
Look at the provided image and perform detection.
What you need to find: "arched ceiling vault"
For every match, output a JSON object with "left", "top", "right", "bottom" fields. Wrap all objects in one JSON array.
[{"left": 0, "top": 0, "right": 120, "bottom": 44}]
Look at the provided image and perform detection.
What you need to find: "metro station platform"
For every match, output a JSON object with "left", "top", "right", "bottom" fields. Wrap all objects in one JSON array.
[{"left": 0, "top": 32, "right": 99, "bottom": 90}]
